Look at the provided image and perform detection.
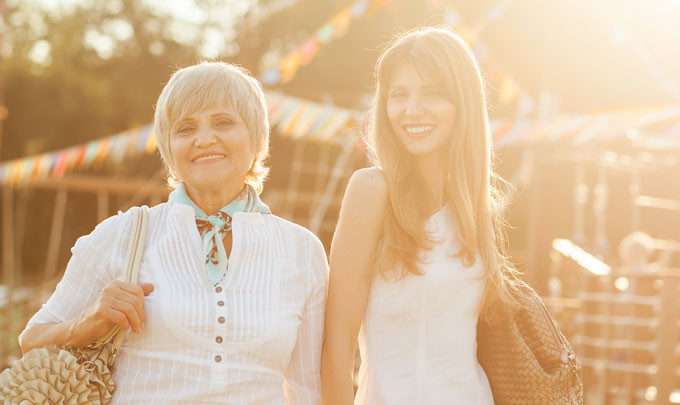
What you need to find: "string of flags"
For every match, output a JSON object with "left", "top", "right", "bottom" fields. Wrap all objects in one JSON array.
[
  {"left": 3, "top": 100, "right": 678, "bottom": 186},
  {"left": 258, "top": 0, "right": 387, "bottom": 85},
  {"left": 0, "top": 91, "right": 361, "bottom": 185},
  {"left": 267, "top": 91, "right": 361, "bottom": 141},
  {"left": 492, "top": 105, "right": 680, "bottom": 148},
  {"left": 433, "top": 0, "right": 532, "bottom": 111}
]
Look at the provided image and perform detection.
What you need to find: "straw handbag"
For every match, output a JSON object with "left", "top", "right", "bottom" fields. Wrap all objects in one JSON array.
[
  {"left": 0, "top": 206, "right": 150, "bottom": 405},
  {"left": 477, "top": 281, "right": 584, "bottom": 405}
]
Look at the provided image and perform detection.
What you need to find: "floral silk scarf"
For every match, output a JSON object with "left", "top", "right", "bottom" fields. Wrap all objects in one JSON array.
[{"left": 168, "top": 183, "right": 271, "bottom": 285}]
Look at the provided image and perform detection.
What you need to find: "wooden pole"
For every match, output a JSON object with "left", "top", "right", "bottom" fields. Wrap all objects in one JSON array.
[
  {"left": 630, "top": 168, "right": 640, "bottom": 232},
  {"left": 97, "top": 192, "right": 109, "bottom": 222},
  {"left": 593, "top": 160, "right": 608, "bottom": 258},
  {"left": 45, "top": 189, "right": 68, "bottom": 278},
  {"left": 573, "top": 159, "right": 588, "bottom": 245},
  {"left": 309, "top": 144, "right": 331, "bottom": 221},
  {"left": 2, "top": 186, "right": 15, "bottom": 362},
  {"left": 13, "top": 188, "right": 29, "bottom": 287},
  {"left": 2, "top": 185, "right": 14, "bottom": 297},
  {"left": 655, "top": 275, "right": 679, "bottom": 405},
  {"left": 283, "top": 141, "right": 305, "bottom": 219},
  {"left": 310, "top": 139, "right": 354, "bottom": 234}
]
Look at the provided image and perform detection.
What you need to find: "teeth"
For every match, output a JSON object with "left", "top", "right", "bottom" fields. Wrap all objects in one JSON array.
[
  {"left": 405, "top": 126, "right": 434, "bottom": 134},
  {"left": 193, "top": 154, "right": 224, "bottom": 162}
]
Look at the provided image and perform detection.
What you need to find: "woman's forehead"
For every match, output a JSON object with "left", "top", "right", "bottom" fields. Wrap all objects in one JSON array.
[
  {"left": 388, "top": 63, "right": 438, "bottom": 88},
  {"left": 174, "top": 102, "right": 240, "bottom": 122}
]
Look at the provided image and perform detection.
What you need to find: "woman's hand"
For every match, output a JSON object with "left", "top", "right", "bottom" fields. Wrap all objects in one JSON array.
[
  {"left": 66, "top": 281, "right": 154, "bottom": 347},
  {"left": 19, "top": 281, "right": 154, "bottom": 354}
]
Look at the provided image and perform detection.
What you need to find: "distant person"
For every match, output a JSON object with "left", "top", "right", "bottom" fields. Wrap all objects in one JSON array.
[
  {"left": 618, "top": 231, "right": 672, "bottom": 274},
  {"left": 19, "top": 61, "right": 328, "bottom": 404},
  {"left": 322, "top": 27, "right": 521, "bottom": 404}
]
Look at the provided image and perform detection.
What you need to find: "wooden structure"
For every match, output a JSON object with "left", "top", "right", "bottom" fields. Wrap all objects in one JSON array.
[{"left": 544, "top": 138, "right": 680, "bottom": 404}]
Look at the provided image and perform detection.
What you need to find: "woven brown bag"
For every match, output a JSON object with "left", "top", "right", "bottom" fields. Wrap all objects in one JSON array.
[{"left": 477, "top": 283, "right": 583, "bottom": 405}]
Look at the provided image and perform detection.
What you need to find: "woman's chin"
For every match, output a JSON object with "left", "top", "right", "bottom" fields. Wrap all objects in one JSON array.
[{"left": 185, "top": 175, "right": 239, "bottom": 192}]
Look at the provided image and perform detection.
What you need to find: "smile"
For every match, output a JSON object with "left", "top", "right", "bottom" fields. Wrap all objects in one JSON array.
[
  {"left": 404, "top": 125, "right": 435, "bottom": 135},
  {"left": 192, "top": 154, "right": 225, "bottom": 163}
]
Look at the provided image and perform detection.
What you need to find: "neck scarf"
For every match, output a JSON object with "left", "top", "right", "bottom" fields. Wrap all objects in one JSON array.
[{"left": 168, "top": 183, "right": 271, "bottom": 285}]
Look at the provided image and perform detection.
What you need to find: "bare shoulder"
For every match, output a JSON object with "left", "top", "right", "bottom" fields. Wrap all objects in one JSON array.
[
  {"left": 345, "top": 167, "right": 388, "bottom": 209},
  {"left": 332, "top": 168, "right": 387, "bottom": 280},
  {"left": 335, "top": 167, "right": 388, "bottom": 241}
]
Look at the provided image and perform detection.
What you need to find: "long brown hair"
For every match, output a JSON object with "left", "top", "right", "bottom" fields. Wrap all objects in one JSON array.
[{"left": 366, "top": 27, "right": 521, "bottom": 320}]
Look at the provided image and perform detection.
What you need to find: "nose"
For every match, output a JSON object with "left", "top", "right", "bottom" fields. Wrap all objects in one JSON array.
[
  {"left": 404, "top": 95, "right": 425, "bottom": 117},
  {"left": 194, "top": 124, "right": 216, "bottom": 148}
]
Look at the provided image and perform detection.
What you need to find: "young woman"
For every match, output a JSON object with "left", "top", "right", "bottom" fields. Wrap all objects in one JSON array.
[
  {"left": 322, "top": 27, "right": 520, "bottom": 404},
  {"left": 19, "top": 61, "right": 327, "bottom": 404}
]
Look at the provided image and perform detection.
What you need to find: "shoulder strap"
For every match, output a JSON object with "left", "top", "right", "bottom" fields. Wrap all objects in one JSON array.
[
  {"left": 91, "top": 205, "right": 150, "bottom": 349},
  {"left": 120, "top": 205, "right": 150, "bottom": 285}
]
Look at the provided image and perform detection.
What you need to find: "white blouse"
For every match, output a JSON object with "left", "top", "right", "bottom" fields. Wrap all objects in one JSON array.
[
  {"left": 22, "top": 202, "right": 328, "bottom": 405},
  {"left": 355, "top": 204, "right": 494, "bottom": 405}
]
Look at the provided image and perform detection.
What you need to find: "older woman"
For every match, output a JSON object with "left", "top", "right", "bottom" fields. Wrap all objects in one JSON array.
[{"left": 19, "top": 61, "right": 328, "bottom": 404}]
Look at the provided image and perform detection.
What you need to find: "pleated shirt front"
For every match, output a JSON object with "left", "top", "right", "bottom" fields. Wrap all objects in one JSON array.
[{"left": 23, "top": 203, "right": 328, "bottom": 405}]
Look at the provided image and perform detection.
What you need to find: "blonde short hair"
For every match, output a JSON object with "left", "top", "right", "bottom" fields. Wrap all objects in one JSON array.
[{"left": 153, "top": 61, "right": 270, "bottom": 193}]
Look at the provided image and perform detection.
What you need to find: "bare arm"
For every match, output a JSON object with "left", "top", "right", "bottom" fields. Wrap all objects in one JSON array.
[
  {"left": 322, "top": 167, "right": 388, "bottom": 405},
  {"left": 18, "top": 321, "right": 74, "bottom": 354},
  {"left": 19, "top": 281, "right": 154, "bottom": 354},
  {"left": 19, "top": 206, "right": 156, "bottom": 354}
]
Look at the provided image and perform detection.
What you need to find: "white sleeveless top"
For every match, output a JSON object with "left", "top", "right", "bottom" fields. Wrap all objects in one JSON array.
[{"left": 355, "top": 204, "right": 494, "bottom": 405}]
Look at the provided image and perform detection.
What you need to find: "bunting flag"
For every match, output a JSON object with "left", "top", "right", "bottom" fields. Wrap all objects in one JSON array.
[
  {"left": 0, "top": 91, "right": 361, "bottom": 185},
  {"left": 433, "top": 0, "right": 527, "bottom": 108},
  {"left": 258, "top": 0, "right": 384, "bottom": 85},
  {"left": 266, "top": 91, "right": 360, "bottom": 141},
  {"left": 491, "top": 105, "right": 680, "bottom": 148}
]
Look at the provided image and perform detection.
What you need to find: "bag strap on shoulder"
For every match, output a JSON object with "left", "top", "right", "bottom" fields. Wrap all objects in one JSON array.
[{"left": 90, "top": 206, "right": 150, "bottom": 350}]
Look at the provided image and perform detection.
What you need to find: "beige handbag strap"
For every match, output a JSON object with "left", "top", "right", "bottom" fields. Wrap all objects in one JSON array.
[{"left": 91, "top": 206, "right": 150, "bottom": 350}]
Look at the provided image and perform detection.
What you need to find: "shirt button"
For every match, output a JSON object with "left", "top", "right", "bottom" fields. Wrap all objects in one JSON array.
[
  {"left": 218, "top": 316, "right": 225, "bottom": 324},
  {"left": 216, "top": 336, "right": 223, "bottom": 343},
  {"left": 215, "top": 286, "right": 223, "bottom": 293},
  {"left": 214, "top": 355, "right": 222, "bottom": 363},
  {"left": 217, "top": 300, "right": 225, "bottom": 306}
]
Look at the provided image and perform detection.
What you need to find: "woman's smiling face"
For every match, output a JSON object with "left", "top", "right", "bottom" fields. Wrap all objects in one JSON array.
[
  {"left": 169, "top": 104, "right": 254, "bottom": 192},
  {"left": 386, "top": 63, "right": 456, "bottom": 161}
]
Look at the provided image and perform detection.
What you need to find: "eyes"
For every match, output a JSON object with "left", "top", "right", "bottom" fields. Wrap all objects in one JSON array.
[
  {"left": 388, "top": 89, "right": 407, "bottom": 99},
  {"left": 176, "top": 124, "right": 195, "bottom": 136},
  {"left": 388, "top": 87, "right": 445, "bottom": 101},
  {"left": 174, "top": 118, "right": 236, "bottom": 136}
]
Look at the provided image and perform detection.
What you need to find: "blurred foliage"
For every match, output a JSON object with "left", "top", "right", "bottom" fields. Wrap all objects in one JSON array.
[
  {"left": 1, "top": 0, "right": 473, "bottom": 160},
  {"left": 4, "top": 0, "right": 208, "bottom": 160}
]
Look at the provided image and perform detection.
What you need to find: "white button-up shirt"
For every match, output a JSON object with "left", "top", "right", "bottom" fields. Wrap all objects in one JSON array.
[{"left": 23, "top": 203, "right": 328, "bottom": 404}]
